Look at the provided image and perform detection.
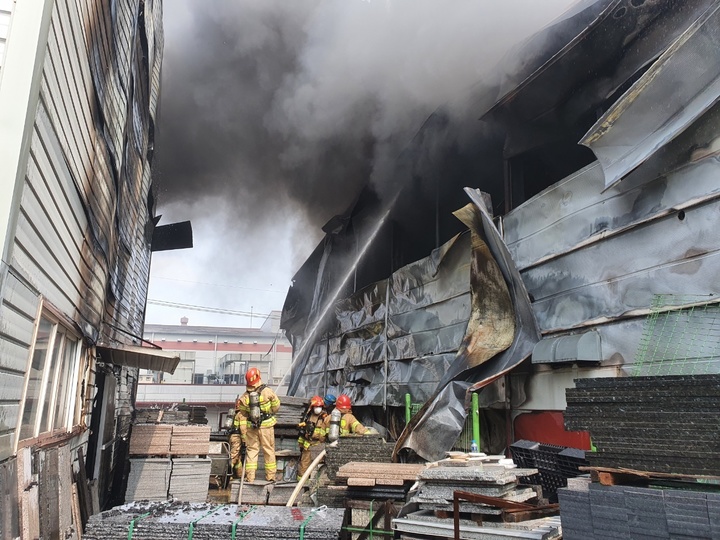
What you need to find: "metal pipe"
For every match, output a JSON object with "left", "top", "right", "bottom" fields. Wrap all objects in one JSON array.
[
  {"left": 472, "top": 392, "right": 480, "bottom": 451},
  {"left": 405, "top": 393, "right": 411, "bottom": 425}
]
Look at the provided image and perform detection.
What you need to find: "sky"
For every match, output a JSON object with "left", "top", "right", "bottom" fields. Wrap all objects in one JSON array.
[{"left": 145, "top": 0, "right": 579, "bottom": 329}]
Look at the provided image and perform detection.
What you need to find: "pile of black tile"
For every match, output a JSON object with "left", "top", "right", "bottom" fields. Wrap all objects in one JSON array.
[
  {"left": 177, "top": 404, "right": 208, "bottom": 424},
  {"left": 559, "top": 478, "right": 720, "bottom": 539},
  {"left": 564, "top": 375, "right": 720, "bottom": 475},
  {"left": 324, "top": 436, "right": 394, "bottom": 480},
  {"left": 509, "top": 440, "right": 588, "bottom": 502},
  {"left": 84, "top": 501, "right": 346, "bottom": 539}
]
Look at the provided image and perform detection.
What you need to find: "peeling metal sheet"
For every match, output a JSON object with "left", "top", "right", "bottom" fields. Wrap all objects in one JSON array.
[
  {"left": 394, "top": 192, "right": 540, "bottom": 461},
  {"left": 582, "top": 2, "right": 720, "bottom": 188}
]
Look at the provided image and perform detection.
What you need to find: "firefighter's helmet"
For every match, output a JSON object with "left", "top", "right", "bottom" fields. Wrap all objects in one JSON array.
[
  {"left": 324, "top": 393, "right": 337, "bottom": 407},
  {"left": 245, "top": 367, "right": 261, "bottom": 387},
  {"left": 310, "top": 395, "right": 324, "bottom": 408},
  {"left": 336, "top": 394, "right": 352, "bottom": 411}
]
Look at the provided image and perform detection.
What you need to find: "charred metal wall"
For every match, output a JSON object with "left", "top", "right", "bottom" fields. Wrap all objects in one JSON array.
[{"left": 293, "top": 232, "right": 472, "bottom": 406}]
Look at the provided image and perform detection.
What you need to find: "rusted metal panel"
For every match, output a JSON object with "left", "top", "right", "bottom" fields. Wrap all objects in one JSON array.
[{"left": 0, "top": 457, "right": 20, "bottom": 539}]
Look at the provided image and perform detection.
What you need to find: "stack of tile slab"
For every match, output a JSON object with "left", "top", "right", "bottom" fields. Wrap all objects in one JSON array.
[
  {"left": 324, "top": 435, "right": 394, "bottom": 480},
  {"left": 84, "top": 500, "right": 346, "bottom": 539},
  {"left": 410, "top": 463, "right": 539, "bottom": 516},
  {"left": 230, "top": 479, "right": 273, "bottom": 505},
  {"left": 125, "top": 458, "right": 171, "bottom": 502},
  {"left": 559, "top": 478, "right": 720, "bottom": 539},
  {"left": 393, "top": 511, "right": 562, "bottom": 540},
  {"left": 510, "top": 440, "right": 588, "bottom": 503},
  {"left": 336, "top": 462, "right": 425, "bottom": 500},
  {"left": 168, "top": 457, "right": 212, "bottom": 502},
  {"left": 129, "top": 423, "right": 173, "bottom": 455},
  {"left": 170, "top": 424, "right": 212, "bottom": 455},
  {"left": 564, "top": 375, "right": 720, "bottom": 475}
]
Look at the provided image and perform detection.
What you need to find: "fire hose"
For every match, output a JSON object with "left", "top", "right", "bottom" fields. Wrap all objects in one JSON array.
[{"left": 285, "top": 449, "right": 326, "bottom": 507}]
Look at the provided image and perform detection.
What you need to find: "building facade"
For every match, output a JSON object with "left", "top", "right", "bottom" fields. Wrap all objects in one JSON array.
[{"left": 0, "top": 0, "right": 175, "bottom": 535}]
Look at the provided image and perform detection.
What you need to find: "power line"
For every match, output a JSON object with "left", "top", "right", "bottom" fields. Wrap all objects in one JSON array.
[
  {"left": 151, "top": 275, "right": 285, "bottom": 294},
  {"left": 147, "top": 299, "right": 281, "bottom": 319}
]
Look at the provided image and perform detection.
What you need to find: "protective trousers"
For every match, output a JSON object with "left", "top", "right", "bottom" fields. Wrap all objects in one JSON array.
[
  {"left": 229, "top": 433, "right": 243, "bottom": 477},
  {"left": 298, "top": 443, "right": 318, "bottom": 477},
  {"left": 244, "top": 426, "right": 276, "bottom": 482}
]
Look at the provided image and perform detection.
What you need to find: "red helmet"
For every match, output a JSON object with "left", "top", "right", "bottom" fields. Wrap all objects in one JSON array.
[
  {"left": 310, "top": 395, "right": 324, "bottom": 408},
  {"left": 336, "top": 394, "right": 352, "bottom": 410},
  {"left": 245, "top": 367, "right": 261, "bottom": 386}
]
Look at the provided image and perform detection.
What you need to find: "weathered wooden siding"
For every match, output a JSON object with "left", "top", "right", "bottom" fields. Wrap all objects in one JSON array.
[{"left": 504, "top": 101, "right": 720, "bottom": 369}]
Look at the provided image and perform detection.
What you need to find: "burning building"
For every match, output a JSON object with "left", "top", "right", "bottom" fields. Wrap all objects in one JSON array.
[
  {"left": 281, "top": 0, "right": 720, "bottom": 461},
  {"left": 0, "top": 0, "right": 184, "bottom": 535}
]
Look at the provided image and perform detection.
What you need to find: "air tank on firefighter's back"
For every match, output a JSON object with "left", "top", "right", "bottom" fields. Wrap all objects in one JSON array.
[
  {"left": 249, "top": 391, "right": 261, "bottom": 426},
  {"left": 327, "top": 408, "right": 341, "bottom": 442}
]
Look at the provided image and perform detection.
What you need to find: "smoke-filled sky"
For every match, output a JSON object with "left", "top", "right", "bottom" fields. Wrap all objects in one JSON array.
[{"left": 146, "top": 0, "right": 579, "bottom": 328}]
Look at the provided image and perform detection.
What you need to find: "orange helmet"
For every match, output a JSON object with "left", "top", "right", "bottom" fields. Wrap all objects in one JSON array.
[
  {"left": 245, "top": 367, "right": 261, "bottom": 386},
  {"left": 310, "top": 395, "right": 324, "bottom": 408},
  {"left": 336, "top": 394, "right": 352, "bottom": 411}
]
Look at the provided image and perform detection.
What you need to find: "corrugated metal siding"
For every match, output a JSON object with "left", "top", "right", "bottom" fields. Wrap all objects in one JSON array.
[
  {"left": 0, "top": 0, "right": 161, "bottom": 459},
  {"left": 504, "top": 102, "right": 720, "bottom": 367},
  {"left": 7, "top": 0, "right": 162, "bottom": 346},
  {"left": 0, "top": 0, "right": 14, "bottom": 74}
]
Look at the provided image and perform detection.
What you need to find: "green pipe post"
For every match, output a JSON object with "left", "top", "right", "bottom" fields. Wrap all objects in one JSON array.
[
  {"left": 405, "top": 393, "right": 411, "bottom": 425},
  {"left": 472, "top": 392, "right": 480, "bottom": 450}
]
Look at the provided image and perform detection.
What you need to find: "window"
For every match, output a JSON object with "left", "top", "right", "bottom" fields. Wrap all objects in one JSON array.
[{"left": 18, "top": 313, "right": 82, "bottom": 442}]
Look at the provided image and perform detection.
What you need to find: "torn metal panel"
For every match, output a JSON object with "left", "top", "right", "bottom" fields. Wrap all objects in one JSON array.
[
  {"left": 582, "top": 2, "right": 720, "bottom": 188},
  {"left": 394, "top": 194, "right": 540, "bottom": 461},
  {"left": 394, "top": 381, "right": 471, "bottom": 462}
]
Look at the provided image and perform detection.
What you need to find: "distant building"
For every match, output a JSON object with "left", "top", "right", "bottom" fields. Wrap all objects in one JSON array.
[{"left": 138, "top": 312, "right": 293, "bottom": 428}]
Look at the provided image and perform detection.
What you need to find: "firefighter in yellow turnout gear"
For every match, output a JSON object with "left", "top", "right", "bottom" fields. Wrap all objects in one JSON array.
[
  {"left": 234, "top": 368, "right": 281, "bottom": 482},
  {"left": 297, "top": 395, "right": 328, "bottom": 477},
  {"left": 335, "top": 394, "right": 367, "bottom": 436}
]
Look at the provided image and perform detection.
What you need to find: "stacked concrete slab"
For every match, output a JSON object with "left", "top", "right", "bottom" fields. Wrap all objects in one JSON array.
[
  {"left": 392, "top": 511, "right": 562, "bottom": 539},
  {"left": 169, "top": 458, "right": 212, "bottom": 502},
  {"left": 135, "top": 409, "right": 191, "bottom": 424},
  {"left": 559, "top": 479, "right": 720, "bottom": 539},
  {"left": 410, "top": 463, "right": 539, "bottom": 515},
  {"left": 324, "top": 436, "right": 394, "bottom": 480},
  {"left": 84, "top": 501, "right": 346, "bottom": 539},
  {"left": 336, "top": 462, "right": 425, "bottom": 500},
  {"left": 125, "top": 458, "right": 171, "bottom": 502},
  {"left": 170, "top": 425, "right": 212, "bottom": 455},
  {"left": 129, "top": 424, "right": 173, "bottom": 455}
]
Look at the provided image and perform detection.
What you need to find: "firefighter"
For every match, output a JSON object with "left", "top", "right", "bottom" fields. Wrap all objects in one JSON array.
[
  {"left": 335, "top": 394, "right": 368, "bottom": 436},
  {"left": 323, "top": 393, "right": 337, "bottom": 411},
  {"left": 235, "top": 367, "right": 281, "bottom": 482},
  {"left": 297, "top": 395, "right": 328, "bottom": 477},
  {"left": 228, "top": 396, "right": 244, "bottom": 478}
]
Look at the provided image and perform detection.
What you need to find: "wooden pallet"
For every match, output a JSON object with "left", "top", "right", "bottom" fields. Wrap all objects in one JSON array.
[{"left": 580, "top": 466, "right": 720, "bottom": 487}]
